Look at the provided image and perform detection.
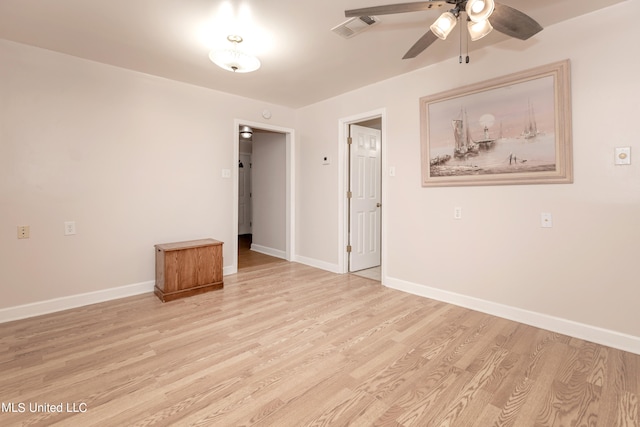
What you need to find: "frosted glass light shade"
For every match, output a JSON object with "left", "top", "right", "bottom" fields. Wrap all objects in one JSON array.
[
  {"left": 467, "top": 19, "right": 493, "bottom": 41},
  {"left": 209, "top": 48, "right": 261, "bottom": 73},
  {"left": 430, "top": 12, "right": 457, "bottom": 40},
  {"left": 465, "top": 0, "right": 495, "bottom": 23}
]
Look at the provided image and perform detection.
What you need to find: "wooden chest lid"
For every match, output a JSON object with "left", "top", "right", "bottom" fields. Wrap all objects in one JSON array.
[{"left": 155, "top": 238, "right": 222, "bottom": 252}]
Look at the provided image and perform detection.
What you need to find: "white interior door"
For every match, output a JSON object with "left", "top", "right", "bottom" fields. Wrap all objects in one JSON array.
[
  {"left": 238, "top": 153, "right": 252, "bottom": 235},
  {"left": 349, "top": 124, "right": 381, "bottom": 272}
]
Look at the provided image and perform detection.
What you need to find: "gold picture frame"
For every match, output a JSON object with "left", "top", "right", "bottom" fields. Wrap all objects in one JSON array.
[{"left": 420, "top": 60, "right": 573, "bottom": 187}]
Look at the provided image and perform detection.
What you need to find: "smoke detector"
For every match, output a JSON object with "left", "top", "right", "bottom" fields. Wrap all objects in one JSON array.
[{"left": 331, "top": 16, "right": 380, "bottom": 39}]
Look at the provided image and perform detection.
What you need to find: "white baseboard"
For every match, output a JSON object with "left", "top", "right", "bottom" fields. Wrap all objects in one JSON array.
[
  {"left": 250, "top": 244, "right": 286, "bottom": 260},
  {"left": 7, "top": 269, "right": 636, "bottom": 355},
  {"left": 0, "top": 280, "right": 155, "bottom": 324},
  {"left": 2, "top": 266, "right": 238, "bottom": 324},
  {"left": 384, "top": 276, "right": 640, "bottom": 356},
  {"left": 293, "top": 255, "right": 341, "bottom": 274}
]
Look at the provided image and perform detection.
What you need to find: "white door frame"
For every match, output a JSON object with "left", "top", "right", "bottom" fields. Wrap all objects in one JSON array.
[
  {"left": 338, "top": 108, "right": 387, "bottom": 279},
  {"left": 231, "top": 119, "right": 296, "bottom": 274}
]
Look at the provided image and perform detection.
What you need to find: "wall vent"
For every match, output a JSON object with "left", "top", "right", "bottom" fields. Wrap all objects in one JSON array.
[{"left": 331, "top": 16, "right": 380, "bottom": 39}]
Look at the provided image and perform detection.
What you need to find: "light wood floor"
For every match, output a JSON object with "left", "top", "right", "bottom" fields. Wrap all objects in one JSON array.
[
  {"left": 1, "top": 262, "right": 638, "bottom": 426},
  {"left": 238, "top": 234, "right": 285, "bottom": 270}
]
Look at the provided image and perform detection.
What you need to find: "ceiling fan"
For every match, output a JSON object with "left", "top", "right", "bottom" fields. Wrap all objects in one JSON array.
[{"left": 344, "top": 0, "right": 542, "bottom": 59}]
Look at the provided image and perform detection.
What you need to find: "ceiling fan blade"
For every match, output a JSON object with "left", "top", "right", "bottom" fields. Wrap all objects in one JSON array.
[
  {"left": 490, "top": 2, "right": 543, "bottom": 40},
  {"left": 345, "top": 1, "right": 447, "bottom": 18},
  {"left": 403, "top": 30, "right": 439, "bottom": 59}
]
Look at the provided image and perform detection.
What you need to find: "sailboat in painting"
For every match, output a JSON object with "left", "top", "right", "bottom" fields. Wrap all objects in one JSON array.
[
  {"left": 522, "top": 99, "right": 539, "bottom": 139},
  {"left": 452, "top": 109, "right": 479, "bottom": 159}
]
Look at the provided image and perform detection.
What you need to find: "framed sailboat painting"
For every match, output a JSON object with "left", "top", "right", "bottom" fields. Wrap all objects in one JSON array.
[{"left": 420, "top": 60, "right": 573, "bottom": 187}]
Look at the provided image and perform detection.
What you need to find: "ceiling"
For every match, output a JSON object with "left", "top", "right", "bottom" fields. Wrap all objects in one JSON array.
[{"left": 0, "top": 0, "right": 626, "bottom": 108}]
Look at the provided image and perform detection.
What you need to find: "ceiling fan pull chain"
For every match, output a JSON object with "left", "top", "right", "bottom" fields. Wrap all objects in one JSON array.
[
  {"left": 459, "top": 15, "right": 463, "bottom": 63},
  {"left": 466, "top": 20, "right": 470, "bottom": 63}
]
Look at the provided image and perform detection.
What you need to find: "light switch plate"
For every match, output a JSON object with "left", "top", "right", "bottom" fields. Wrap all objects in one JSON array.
[
  {"left": 615, "top": 147, "right": 631, "bottom": 165},
  {"left": 221, "top": 169, "right": 231, "bottom": 178},
  {"left": 541, "top": 213, "right": 553, "bottom": 228}
]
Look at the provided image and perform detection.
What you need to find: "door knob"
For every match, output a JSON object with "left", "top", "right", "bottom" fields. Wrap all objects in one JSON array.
[{"left": 376, "top": 202, "right": 382, "bottom": 208}]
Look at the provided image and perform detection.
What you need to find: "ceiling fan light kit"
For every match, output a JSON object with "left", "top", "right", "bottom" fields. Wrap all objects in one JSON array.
[
  {"left": 467, "top": 18, "right": 493, "bottom": 41},
  {"left": 430, "top": 11, "right": 458, "bottom": 40},
  {"left": 344, "top": 1, "right": 542, "bottom": 60},
  {"left": 209, "top": 35, "right": 261, "bottom": 73},
  {"left": 465, "top": 0, "right": 495, "bottom": 22}
]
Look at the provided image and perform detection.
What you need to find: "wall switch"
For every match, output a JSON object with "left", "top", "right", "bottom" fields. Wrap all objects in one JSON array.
[
  {"left": 615, "top": 147, "right": 631, "bottom": 165},
  {"left": 17, "top": 225, "right": 30, "bottom": 239},
  {"left": 221, "top": 169, "right": 231, "bottom": 178},
  {"left": 454, "top": 207, "right": 462, "bottom": 220},
  {"left": 64, "top": 221, "right": 76, "bottom": 236},
  {"left": 389, "top": 166, "right": 396, "bottom": 177},
  {"left": 541, "top": 213, "right": 553, "bottom": 228}
]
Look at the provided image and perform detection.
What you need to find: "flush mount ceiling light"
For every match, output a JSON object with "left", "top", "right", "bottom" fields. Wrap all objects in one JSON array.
[
  {"left": 239, "top": 125, "right": 253, "bottom": 139},
  {"left": 209, "top": 35, "right": 261, "bottom": 73}
]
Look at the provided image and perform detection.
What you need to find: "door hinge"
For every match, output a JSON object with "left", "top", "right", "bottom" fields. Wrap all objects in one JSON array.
[
  {"left": 347, "top": 191, "right": 352, "bottom": 199},
  {"left": 346, "top": 245, "right": 352, "bottom": 253},
  {"left": 347, "top": 136, "right": 353, "bottom": 145}
]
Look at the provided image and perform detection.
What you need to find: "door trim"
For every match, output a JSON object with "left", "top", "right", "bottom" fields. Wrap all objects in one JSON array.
[
  {"left": 338, "top": 109, "right": 387, "bottom": 279},
  {"left": 232, "top": 119, "right": 296, "bottom": 274}
]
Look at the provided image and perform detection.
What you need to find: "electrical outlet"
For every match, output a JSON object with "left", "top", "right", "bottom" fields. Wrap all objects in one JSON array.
[
  {"left": 17, "top": 225, "right": 30, "bottom": 239},
  {"left": 64, "top": 221, "right": 76, "bottom": 236}
]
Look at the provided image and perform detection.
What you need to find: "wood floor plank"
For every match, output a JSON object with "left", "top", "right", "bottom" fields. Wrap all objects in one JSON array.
[
  {"left": 391, "top": 363, "right": 466, "bottom": 425},
  {"left": 1, "top": 261, "right": 639, "bottom": 426}
]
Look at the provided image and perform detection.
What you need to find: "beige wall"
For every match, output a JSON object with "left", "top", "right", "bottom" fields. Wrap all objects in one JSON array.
[
  {"left": 0, "top": 39, "right": 295, "bottom": 309},
  {"left": 295, "top": 1, "right": 640, "bottom": 344}
]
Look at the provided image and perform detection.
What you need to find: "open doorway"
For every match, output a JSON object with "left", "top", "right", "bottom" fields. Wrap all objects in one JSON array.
[
  {"left": 339, "top": 109, "right": 386, "bottom": 282},
  {"left": 232, "top": 120, "right": 296, "bottom": 273}
]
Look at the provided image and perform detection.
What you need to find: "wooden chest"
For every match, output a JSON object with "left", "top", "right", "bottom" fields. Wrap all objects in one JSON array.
[{"left": 154, "top": 239, "right": 223, "bottom": 302}]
